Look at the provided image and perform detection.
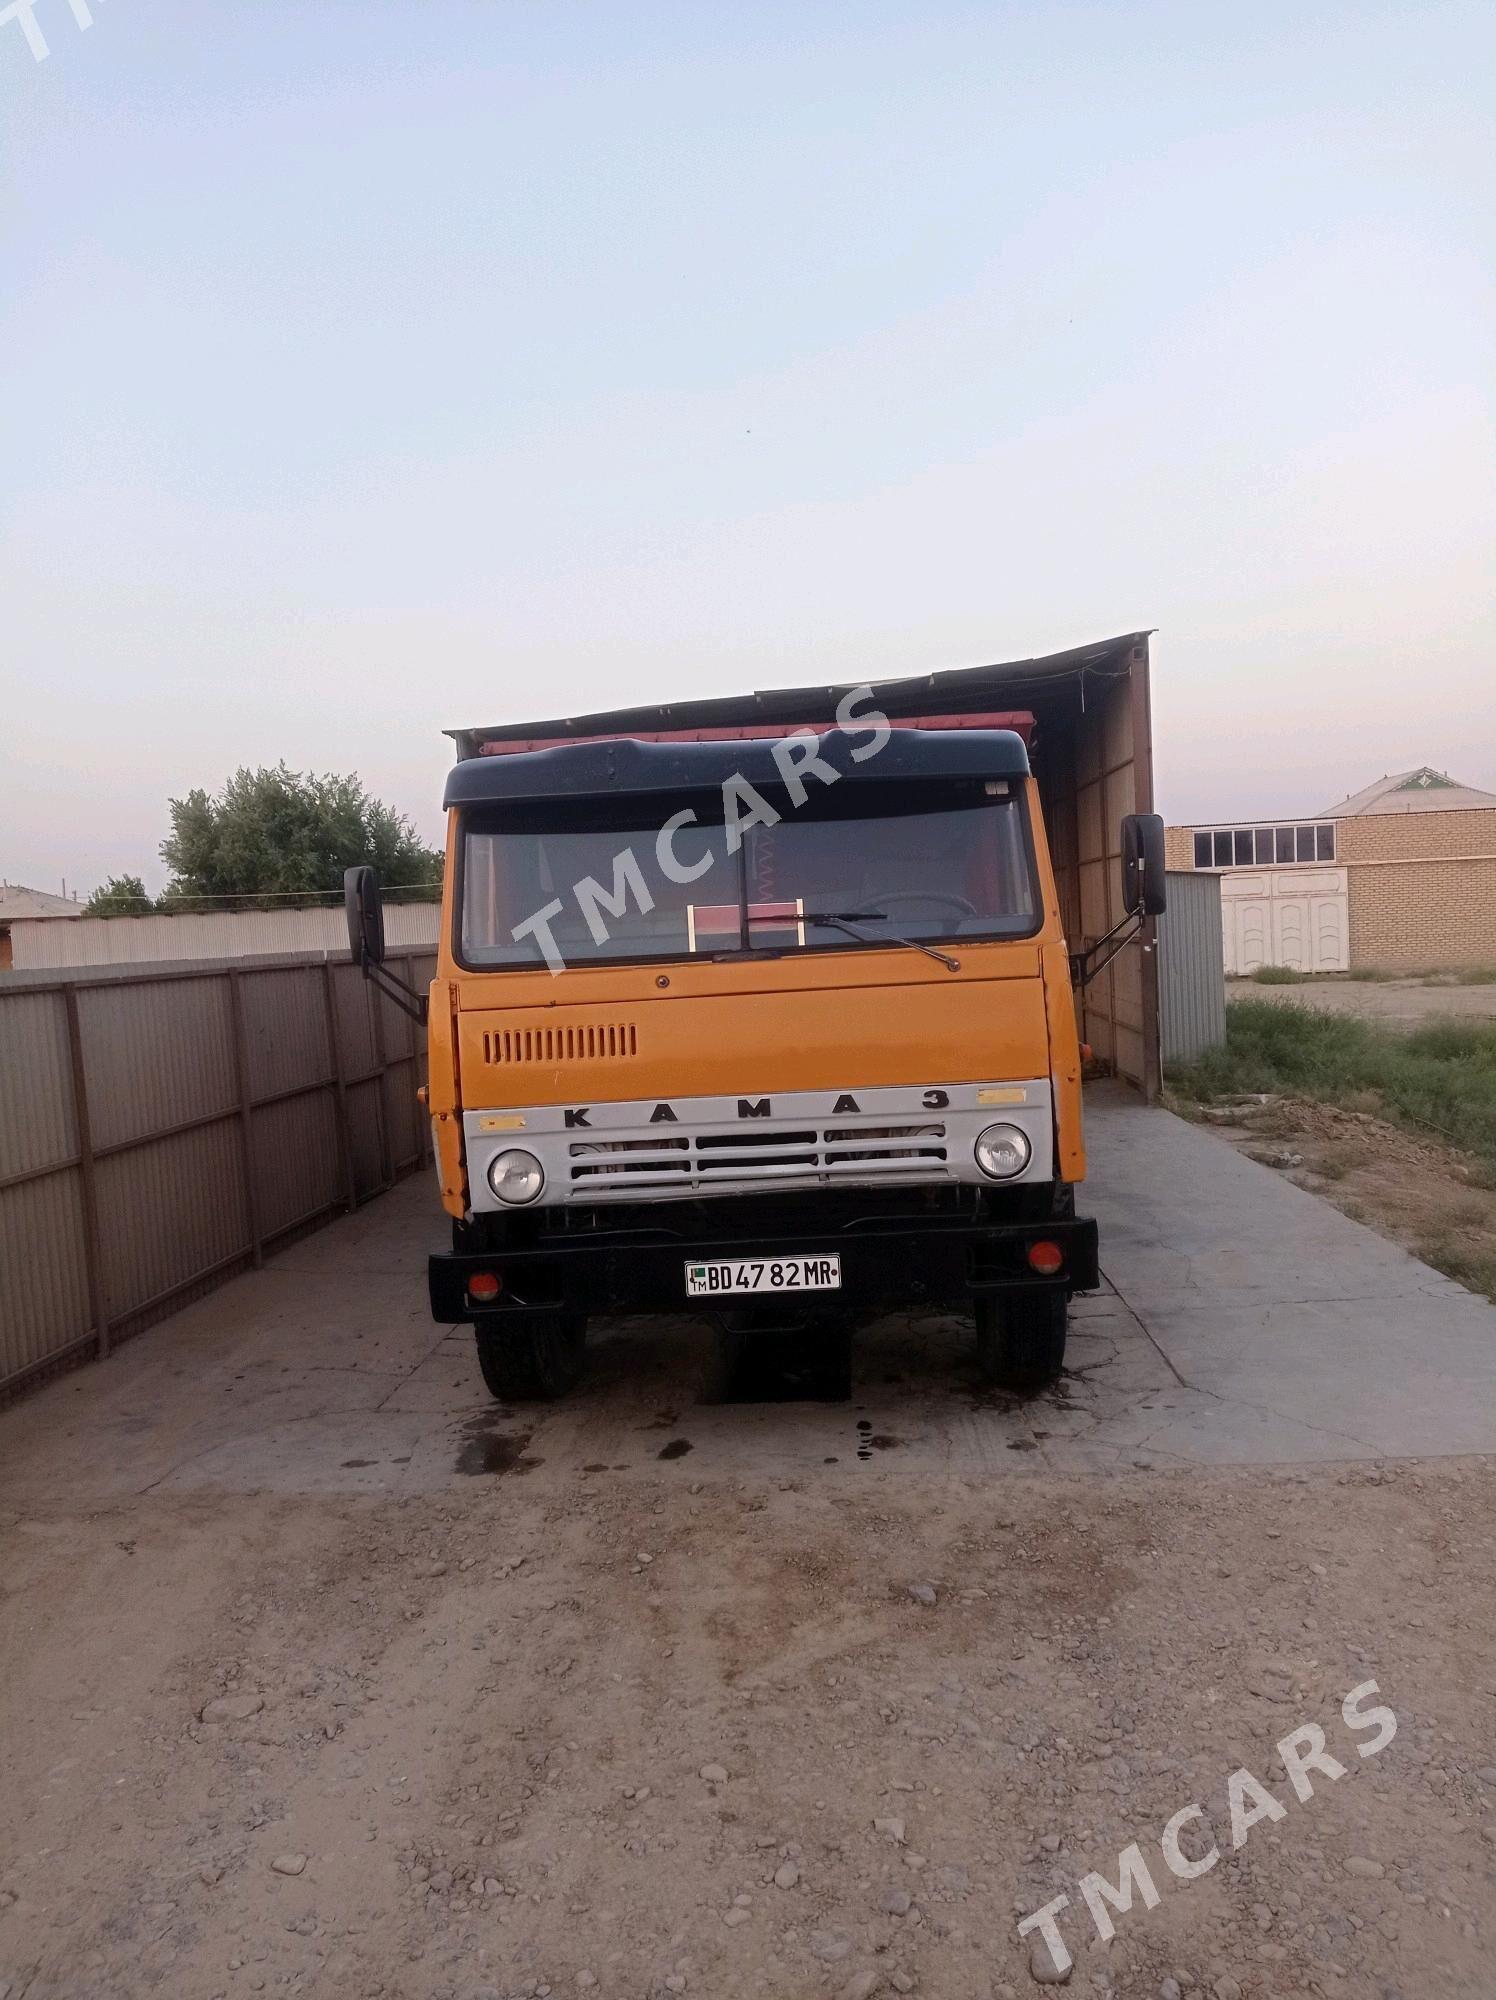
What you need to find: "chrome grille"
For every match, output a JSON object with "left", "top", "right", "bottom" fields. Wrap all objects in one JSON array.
[{"left": 568, "top": 1121, "right": 947, "bottom": 1191}]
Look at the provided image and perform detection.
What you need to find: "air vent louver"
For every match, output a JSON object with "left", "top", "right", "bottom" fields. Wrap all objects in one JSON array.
[{"left": 481, "top": 1022, "right": 639, "bottom": 1065}]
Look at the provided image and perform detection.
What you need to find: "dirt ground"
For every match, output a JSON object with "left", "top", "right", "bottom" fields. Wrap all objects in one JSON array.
[
  {"left": 1224, "top": 978, "right": 1496, "bottom": 1027},
  {"left": 5, "top": 1436, "right": 1496, "bottom": 2000}
]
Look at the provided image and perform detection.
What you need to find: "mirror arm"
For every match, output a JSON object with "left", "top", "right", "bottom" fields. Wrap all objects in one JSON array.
[
  {"left": 1070, "top": 909, "right": 1148, "bottom": 990},
  {"left": 356, "top": 946, "right": 429, "bottom": 1026}
]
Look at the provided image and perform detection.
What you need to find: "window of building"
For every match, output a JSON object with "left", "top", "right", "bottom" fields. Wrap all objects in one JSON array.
[{"left": 1190, "top": 823, "right": 1336, "bottom": 869}]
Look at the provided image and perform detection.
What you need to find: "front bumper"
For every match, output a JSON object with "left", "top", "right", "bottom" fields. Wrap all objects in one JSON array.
[{"left": 429, "top": 1212, "right": 1099, "bottom": 1324}]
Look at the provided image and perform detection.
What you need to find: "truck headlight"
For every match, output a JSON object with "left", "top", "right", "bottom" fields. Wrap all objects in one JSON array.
[
  {"left": 974, "top": 1123, "right": 1031, "bottom": 1180},
  {"left": 488, "top": 1148, "right": 545, "bottom": 1204}
]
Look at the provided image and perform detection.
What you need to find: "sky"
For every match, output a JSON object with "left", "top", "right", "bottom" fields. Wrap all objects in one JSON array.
[{"left": 2, "top": 0, "right": 1493, "bottom": 896}]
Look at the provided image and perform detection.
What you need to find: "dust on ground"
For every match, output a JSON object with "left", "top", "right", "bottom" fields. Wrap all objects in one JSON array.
[{"left": 3, "top": 1445, "right": 1496, "bottom": 2000}]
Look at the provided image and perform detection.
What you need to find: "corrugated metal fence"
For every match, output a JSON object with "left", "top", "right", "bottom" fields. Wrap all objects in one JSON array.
[
  {"left": 1157, "top": 869, "right": 1227, "bottom": 1069},
  {"left": 0, "top": 949, "right": 434, "bottom": 1401}
]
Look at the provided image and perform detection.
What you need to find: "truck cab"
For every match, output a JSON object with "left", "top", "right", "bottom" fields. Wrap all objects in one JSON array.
[{"left": 348, "top": 698, "right": 1164, "bottom": 1401}]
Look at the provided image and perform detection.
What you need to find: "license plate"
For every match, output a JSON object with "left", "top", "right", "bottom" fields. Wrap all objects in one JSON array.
[{"left": 685, "top": 1254, "right": 842, "bottom": 1298}]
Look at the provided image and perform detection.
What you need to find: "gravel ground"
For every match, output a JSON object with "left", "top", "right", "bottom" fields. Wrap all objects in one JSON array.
[{"left": 3, "top": 1448, "right": 1495, "bottom": 2000}]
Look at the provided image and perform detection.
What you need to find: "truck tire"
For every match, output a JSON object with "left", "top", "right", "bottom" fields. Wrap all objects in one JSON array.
[
  {"left": 974, "top": 1290, "right": 1067, "bottom": 1391},
  {"left": 474, "top": 1314, "right": 587, "bottom": 1401}
]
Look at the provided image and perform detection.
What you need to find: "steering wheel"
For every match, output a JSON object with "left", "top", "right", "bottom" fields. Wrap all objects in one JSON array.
[{"left": 865, "top": 890, "right": 979, "bottom": 919}]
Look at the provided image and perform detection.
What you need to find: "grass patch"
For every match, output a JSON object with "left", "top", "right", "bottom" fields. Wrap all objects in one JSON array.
[
  {"left": 1250, "top": 964, "right": 1307, "bottom": 985},
  {"left": 1171, "top": 1000, "right": 1496, "bottom": 1178},
  {"left": 1416, "top": 1237, "right": 1496, "bottom": 1300}
]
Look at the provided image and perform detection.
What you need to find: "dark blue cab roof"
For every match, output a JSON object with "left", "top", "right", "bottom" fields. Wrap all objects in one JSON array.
[{"left": 443, "top": 726, "right": 1030, "bottom": 809}]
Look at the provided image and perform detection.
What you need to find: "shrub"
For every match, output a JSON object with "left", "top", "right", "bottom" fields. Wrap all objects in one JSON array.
[{"left": 1171, "top": 1001, "right": 1496, "bottom": 1178}]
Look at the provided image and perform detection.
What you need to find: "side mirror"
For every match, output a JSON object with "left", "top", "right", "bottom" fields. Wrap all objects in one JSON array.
[
  {"left": 344, "top": 865, "right": 386, "bottom": 969},
  {"left": 1121, "top": 813, "right": 1167, "bottom": 918}
]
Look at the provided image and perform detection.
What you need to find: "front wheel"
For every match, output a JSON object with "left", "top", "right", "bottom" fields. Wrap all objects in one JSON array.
[
  {"left": 975, "top": 1290, "right": 1067, "bottom": 1392},
  {"left": 474, "top": 1313, "right": 587, "bottom": 1401}
]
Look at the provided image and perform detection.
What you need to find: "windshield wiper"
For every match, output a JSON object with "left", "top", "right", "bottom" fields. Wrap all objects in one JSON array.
[{"left": 803, "top": 911, "right": 960, "bottom": 973}]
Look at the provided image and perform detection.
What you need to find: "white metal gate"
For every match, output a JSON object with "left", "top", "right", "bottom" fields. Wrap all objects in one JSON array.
[{"left": 1220, "top": 867, "right": 1348, "bottom": 974}]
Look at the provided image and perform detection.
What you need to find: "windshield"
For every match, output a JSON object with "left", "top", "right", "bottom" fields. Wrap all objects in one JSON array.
[{"left": 458, "top": 777, "right": 1038, "bottom": 971}]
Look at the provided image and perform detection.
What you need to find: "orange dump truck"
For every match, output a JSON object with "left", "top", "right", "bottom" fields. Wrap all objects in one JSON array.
[{"left": 347, "top": 638, "right": 1164, "bottom": 1401}]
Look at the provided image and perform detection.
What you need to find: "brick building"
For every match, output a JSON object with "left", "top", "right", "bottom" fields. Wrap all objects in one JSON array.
[{"left": 1165, "top": 767, "right": 1496, "bottom": 974}]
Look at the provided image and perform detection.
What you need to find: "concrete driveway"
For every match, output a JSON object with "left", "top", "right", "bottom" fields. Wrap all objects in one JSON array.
[{"left": 4, "top": 1091, "right": 1495, "bottom": 1506}]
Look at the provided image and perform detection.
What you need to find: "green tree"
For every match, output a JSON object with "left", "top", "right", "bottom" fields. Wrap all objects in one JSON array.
[
  {"left": 159, "top": 765, "right": 441, "bottom": 909},
  {"left": 84, "top": 874, "right": 154, "bottom": 917}
]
